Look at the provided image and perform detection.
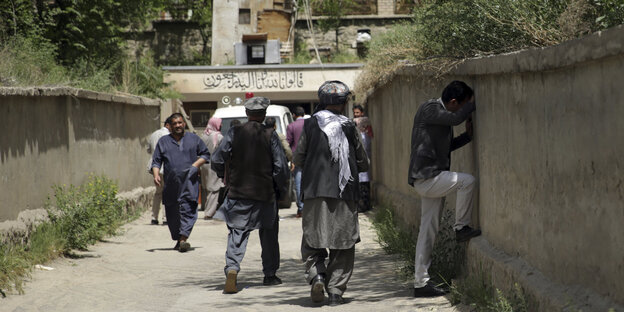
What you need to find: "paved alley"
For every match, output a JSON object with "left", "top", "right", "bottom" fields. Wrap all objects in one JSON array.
[{"left": 2, "top": 205, "right": 459, "bottom": 312}]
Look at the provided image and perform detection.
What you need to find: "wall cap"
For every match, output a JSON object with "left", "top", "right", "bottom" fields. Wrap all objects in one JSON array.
[{"left": 0, "top": 87, "right": 162, "bottom": 107}]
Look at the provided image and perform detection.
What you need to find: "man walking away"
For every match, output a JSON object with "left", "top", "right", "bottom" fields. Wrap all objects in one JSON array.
[
  {"left": 294, "top": 81, "right": 369, "bottom": 306},
  {"left": 287, "top": 106, "right": 306, "bottom": 217},
  {"left": 151, "top": 113, "right": 210, "bottom": 252},
  {"left": 409, "top": 80, "right": 481, "bottom": 297},
  {"left": 211, "top": 97, "right": 289, "bottom": 294},
  {"left": 147, "top": 117, "right": 171, "bottom": 225}
]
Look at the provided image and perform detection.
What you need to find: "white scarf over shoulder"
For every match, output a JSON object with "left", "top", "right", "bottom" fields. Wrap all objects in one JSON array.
[{"left": 314, "top": 110, "right": 352, "bottom": 195}]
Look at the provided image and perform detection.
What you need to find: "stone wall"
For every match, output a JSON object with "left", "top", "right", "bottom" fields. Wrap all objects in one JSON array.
[
  {"left": 364, "top": 25, "right": 624, "bottom": 310},
  {"left": 0, "top": 87, "right": 161, "bottom": 224},
  {"left": 294, "top": 15, "right": 411, "bottom": 57},
  {"left": 377, "top": 0, "right": 394, "bottom": 15},
  {"left": 128, "top": 20, "right": 209, "bottom": 66}
]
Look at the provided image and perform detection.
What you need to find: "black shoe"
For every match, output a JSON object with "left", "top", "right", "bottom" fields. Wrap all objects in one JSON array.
[
  {"left": 263, "top": 275, "right": 282, "bottom": 286},
  {"left": 455, "top": 226, "right": 482, "bottom": 242},
  {"left": 173, "top": 241, "right": 180, "bottom": 250},
  {"left": 328, "top": 293, "right": 344, "bottom": 306},
  {"left": 310, "top": 274, "right": 325, "bottom": 303},
  {"left": 414, "top": 283, "right": 448, "bottom": 297},
  {"left": 151, "top": 219, "right": 159, "bottom": 225}
]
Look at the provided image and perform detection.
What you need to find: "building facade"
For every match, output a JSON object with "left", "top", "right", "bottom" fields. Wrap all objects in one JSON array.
[{"left": 163, "top": 63, "right": 362, "bottom": 129}]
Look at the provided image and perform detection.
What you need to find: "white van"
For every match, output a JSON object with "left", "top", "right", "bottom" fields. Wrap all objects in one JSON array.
[
  {"left": 213, "top": 104, "right": 294, "bottom": 136},
  {"left": 212, "top": 104, "right": 295, "bottom": 208}
]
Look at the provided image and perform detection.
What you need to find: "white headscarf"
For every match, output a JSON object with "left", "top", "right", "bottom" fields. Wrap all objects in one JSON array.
[{"left": 314, "top": 109, "right": 352, "bottom": 195}]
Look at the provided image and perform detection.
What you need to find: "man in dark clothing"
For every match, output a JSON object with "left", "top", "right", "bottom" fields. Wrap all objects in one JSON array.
[
  {"left": 286, "top": 106, "right": 306, "bottom": 217},
  {"left": 294, "top": 81, "right": 369, "bottom": 306},
  {"left": 211, "top": 97, "right": 289, "bottom": 294},
  {"left": 151, "top": 113, "right": 210, "bottom": 252},
  {"left": 408, "top": 80, "right": 482, "bottom": 297}
]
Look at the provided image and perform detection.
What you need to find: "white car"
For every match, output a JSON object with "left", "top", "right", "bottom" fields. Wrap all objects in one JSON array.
[{"left": 212, "top": 104, "right": 295, "bottom": 208}]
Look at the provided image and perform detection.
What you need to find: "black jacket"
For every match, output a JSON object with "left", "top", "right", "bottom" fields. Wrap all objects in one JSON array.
[
  {"left": 408, "top": 98, "right": 475, "bottom": 185},
  {"left": 294, "top": 115, "right": 369, "bottom": 201},
  {"left": 211, "top": 121, "right": 289, "bottom": 202}
]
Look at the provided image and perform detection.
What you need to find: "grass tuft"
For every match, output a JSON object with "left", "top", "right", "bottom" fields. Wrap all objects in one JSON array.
[
  {"left": 371, "top": 202, "right": 416, "bottom": 278},
  {"left": 0, "top": 175, "right": 139, "bottom": 296},
  {"left": 0, "top": 36, "right": 178, "bottom": 99},
  {"left": 354, "top": 0, "right": 624, "bottom": 100},
  {"left": 370, "top": 198, "right": 527, "bottom": 311},
  {"left": 449, "top": 267, "right": 528, "bottom": 312}
]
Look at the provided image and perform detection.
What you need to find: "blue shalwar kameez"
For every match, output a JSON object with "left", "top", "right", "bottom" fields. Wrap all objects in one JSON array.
[{"left": 151, "top": 132, "right": 210, "bottom": 241}]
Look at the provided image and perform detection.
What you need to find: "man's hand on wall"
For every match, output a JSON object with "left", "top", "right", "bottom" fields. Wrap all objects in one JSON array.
[{"left": 466, "top": 116, "right": 474, "bottom": 138}]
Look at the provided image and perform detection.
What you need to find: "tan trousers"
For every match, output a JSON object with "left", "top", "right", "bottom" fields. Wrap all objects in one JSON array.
[{"left": 151, "top": 175, "right": 166, "bottom": 222}]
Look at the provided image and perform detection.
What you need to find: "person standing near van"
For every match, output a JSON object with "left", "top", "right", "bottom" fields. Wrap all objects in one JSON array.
[
  {"left": 211, "top": 97, "right": 289, "bottom": 294},
  {"left": 287, "top": 106, "right": 306, "bottom": 217},
  {"left": 200, "top": 117, "right": 225, "bottom": 219},
  {"left": 266, "top": 117, "right": 292, "bottom": 162}
]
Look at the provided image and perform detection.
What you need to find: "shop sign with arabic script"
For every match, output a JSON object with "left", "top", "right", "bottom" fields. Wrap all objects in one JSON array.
[{"left": 203, "top": 70, "right": 304, "bottom": 91}]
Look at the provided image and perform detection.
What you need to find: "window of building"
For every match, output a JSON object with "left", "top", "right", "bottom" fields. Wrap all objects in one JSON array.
[
  {"left": 239, "top": 8, "right": 251, "bottom": 24},
  {"left": 247, "top": 45, "right": 265, "bottom": 64}
]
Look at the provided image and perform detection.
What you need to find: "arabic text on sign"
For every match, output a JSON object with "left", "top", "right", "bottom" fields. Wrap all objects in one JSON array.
[{"left": 204, "top": 71, "right": 304, "bottom": 90}]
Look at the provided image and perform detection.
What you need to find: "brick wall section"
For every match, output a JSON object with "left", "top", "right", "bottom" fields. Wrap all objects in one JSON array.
[{"left": 377, "top": 0, "right": 394, "bottom": 16}]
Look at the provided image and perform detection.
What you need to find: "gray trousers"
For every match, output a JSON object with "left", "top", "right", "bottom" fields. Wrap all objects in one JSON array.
[
  {"left": 302, "top": 240, "right": 355, "bottom": 296},
  {"left": 412, "top": 171, "right": 475, "bottom": 288},
  {"left": 224, "top": 218, "right": 280, "bottom": 277}
]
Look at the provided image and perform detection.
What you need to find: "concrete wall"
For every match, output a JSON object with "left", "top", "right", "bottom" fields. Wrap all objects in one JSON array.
[
  {"left": 364, "top": 25, "right": 624, "bottom": 310},
  {"left": 211, "top": 0, "right": 239, "bottom": 65},
  {"left": 0, "top": 88, "right": 161, "bottom": 223}
]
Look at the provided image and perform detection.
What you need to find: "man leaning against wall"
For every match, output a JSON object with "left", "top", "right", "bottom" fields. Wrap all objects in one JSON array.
[{"left": 408, "top": 80, "right": 481, "bottom": 297}]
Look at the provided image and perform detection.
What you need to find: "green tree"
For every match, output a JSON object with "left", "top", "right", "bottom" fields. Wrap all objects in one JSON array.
[
  {"left": 162, "top": 0, "right": 212, "bottom": 64},
  {"left": 190, "top": 0, "right": 212, "bottom": 62},
  {"left": 0, "top": 0, "right": 45, "bottom": 42},
  {"left": 311, "top": 0, "right": 354, "bottom": 53},
  {"left": 43, "top": 0, "right": 165, "bottom": 68}
]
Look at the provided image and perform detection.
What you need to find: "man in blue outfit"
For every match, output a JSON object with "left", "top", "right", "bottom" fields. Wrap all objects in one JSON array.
[
  {"left": 211, "top": 96, "right": 289, "bottom": 294},
  {"left": 151, "top": 113, "right": 210, "bottom": 252}
]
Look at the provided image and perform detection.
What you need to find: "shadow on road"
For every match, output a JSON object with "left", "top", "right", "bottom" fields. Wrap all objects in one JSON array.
[{"left": 161, "top": 249, "right": 448, "bottom": 309}]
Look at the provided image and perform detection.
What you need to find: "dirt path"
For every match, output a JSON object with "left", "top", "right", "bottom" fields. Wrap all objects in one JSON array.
[{"left": 1, "top": 206, "right": 459, "bottom": 312}]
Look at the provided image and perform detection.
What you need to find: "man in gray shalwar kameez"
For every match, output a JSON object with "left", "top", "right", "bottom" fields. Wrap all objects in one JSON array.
[
  {"left": 211, "top": 97, "right": 289, "bottom": 294},
  {"left": 294, "top": 81, "right": 369, "bottom": 306}
]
